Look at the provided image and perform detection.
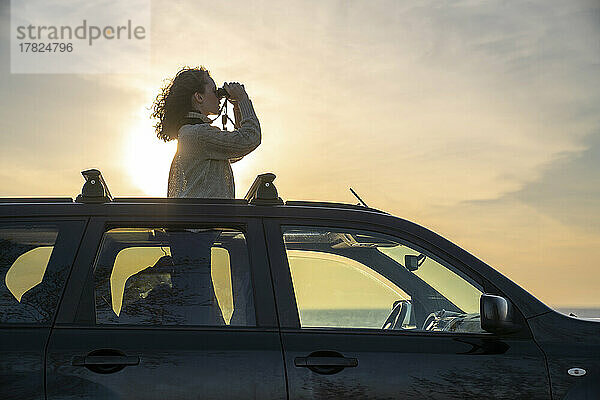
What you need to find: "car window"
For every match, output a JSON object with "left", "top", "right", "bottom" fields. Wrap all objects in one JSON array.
[
  {"left": 282, "top": 226, "right": 485, "bottom": 333},
  {"left": 0, "top": 222, "right": 81, "bottom": 324},
  {"left": 94, "top": 227, "right": 255, "bottom": 327},
  {"left": 288, "top": 250, "right": 410, "bottom": 328},
  {"left": 377, "top": 245, "right": 482, "bottom": 314}
]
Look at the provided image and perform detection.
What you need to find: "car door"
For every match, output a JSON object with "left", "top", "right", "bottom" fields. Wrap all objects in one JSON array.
[
  {"left": 0, "top": 218, "right": 86, "bottom": 400},
  {"left": 47, "top": 215, "right": 286, "bottom": 400},
  {"left": 264, "top": 218, "right": 551, "bottom": 400}
]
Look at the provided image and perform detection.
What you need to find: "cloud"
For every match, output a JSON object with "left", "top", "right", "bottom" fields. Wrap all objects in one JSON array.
[{"left": 508, "top": 132, "right": 600, "bottom": 234}]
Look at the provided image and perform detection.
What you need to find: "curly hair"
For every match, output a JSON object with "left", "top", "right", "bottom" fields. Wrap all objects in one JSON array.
[{"left": 151, "top": 66, "right": 212, "bottom": 142}]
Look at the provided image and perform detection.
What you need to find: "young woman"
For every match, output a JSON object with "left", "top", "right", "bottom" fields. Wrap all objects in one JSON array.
[
  {"left": 149, "top": 67, "right": 261, "bottom": 325},
  {"left": 152, "top": 66, "right": 261, "bottom": 199}
]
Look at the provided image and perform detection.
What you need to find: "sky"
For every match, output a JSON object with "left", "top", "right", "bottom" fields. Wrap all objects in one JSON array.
[{"left": 0, "top": 0, "right": 599, "bottom": 308}]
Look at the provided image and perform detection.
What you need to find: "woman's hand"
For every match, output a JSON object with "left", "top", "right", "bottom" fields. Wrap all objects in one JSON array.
[{"left": 223, "top": 82, "right": 249, "bottom": 102}]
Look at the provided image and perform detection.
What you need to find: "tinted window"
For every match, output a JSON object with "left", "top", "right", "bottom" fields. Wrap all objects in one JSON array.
[
  {"left": 94, "top": 227, "right": 256, "bottom": 326},
  {"left": 282, "top": 226, "right": 485, "bottom": 333},
  {"left": 0, "top": 222, "right": 81, "bottom": 324}
]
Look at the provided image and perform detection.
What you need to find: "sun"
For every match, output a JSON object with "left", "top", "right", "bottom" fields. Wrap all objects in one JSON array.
[{"left": 125, "top": 107, "right": 177, "bottom": 197}]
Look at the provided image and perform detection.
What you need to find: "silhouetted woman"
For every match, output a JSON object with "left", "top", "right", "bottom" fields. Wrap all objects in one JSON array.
[
  {"left": 150, "top": 66, "right": 260, "bottom": 326},
  {"left": 152, "top": 66, "right": 261, "bottom": 199}
]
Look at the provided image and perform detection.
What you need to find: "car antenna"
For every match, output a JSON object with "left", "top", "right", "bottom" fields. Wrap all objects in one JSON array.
[{"left": 349, "top": 188, "right": 368, "bottom": 207}]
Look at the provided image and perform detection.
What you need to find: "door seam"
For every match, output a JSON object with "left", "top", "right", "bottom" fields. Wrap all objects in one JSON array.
[
  {"left": 262, "top": 218, "right": 290, "bottom": 400},
  {"left": 527, "top": 318, "right": 555, "bottom": 400},
  {"left": 44, "top": 217, "right": 90, "bottom": 400}
]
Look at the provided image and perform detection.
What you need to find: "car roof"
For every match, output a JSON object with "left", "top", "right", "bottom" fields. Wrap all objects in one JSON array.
[
  {"left": 0, "top": 198, "right": 390, "bottom": 219},
  {"left": 0, "top": 170, "right": 390, "bottom": 219}
]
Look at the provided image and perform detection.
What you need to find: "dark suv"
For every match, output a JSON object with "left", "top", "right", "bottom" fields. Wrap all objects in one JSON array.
[{"left": 1, "top": 170, "right": 598, "bottom": 400}]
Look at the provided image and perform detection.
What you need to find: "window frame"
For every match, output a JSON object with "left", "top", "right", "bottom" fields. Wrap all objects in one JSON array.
[
  {"left": 56, "top": 216, "right": 277, "bottom": 329},
  {"left": 95, "top": 228, "right": 246, "bottom": 324},
  {"left": 0, "top": 217, "right": 87, "bottom": 327},
  {"left": 264, "top": 217, "right": 514, "bottom": 337},
  {"left": 282, "top": 225, "right": 486, "bottom": 312}
]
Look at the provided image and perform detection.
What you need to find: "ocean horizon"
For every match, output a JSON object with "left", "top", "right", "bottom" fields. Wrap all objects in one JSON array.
[
  {"left": 554, "top": 307, "right": 600, "bottom": 319},
  {"left": 297, "top": 307, "right": 600, "bottom": 328}
]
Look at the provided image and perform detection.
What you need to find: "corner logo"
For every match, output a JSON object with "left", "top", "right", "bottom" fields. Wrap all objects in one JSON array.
[
  {"left": 16, "top": 20, "right": 147, "bottom": 46},
  {"left": 11, "top": 0, "right": 151, "bottom": 73}
]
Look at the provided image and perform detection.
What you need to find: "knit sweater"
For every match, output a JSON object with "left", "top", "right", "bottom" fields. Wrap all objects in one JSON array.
[{"left": 167, "top": 97, "right": 261, "bottom": 198}]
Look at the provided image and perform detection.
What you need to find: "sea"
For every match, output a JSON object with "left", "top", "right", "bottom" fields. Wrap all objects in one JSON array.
[
  {"left": 298, "top": 307, "right": 600, "bottom": 328},
  {"left": 554, "top": 307, "right": 600, "bottom": 319}
]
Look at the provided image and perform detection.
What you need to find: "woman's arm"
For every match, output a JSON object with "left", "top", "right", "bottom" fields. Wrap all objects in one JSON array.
[
  {"left": 233, "top": 101, "right": 242, "bottom": 129},
  {"left": 228, "top": 102, "right": 245, "bottom": 163},
  {"left": 178, "top": 96, "right": 261, "bottom": 160}
]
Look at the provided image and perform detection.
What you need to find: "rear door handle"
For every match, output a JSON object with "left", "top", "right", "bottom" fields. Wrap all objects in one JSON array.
[
  {"left": 72, "top": 355, "right": 140, "bottom": 366},
  {"left": 295, "top": 356, "right": 358, "bottom": 368}
]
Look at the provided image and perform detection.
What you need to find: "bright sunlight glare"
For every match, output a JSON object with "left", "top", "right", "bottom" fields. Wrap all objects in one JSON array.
[
  {"left": 125, "top": 106, "right": 177, "bottom": 197},
  {"left": 125, "top": 96, "right": 240, "bottom": 197}
]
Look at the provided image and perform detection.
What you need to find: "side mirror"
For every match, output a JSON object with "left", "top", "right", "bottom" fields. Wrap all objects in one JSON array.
[
  {"left": 480, "top": 294, "right": 522, "bottom": 334},
  {"left": 404, "top": 254, "right": 425, "bottom": 271}
]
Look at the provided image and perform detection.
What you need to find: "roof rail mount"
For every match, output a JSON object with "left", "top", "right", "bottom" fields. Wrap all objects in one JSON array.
[
  {"left": 75, "top": 169, "right": 113, "bottom": 204},
  {"left": 245, "top": 173, "right": 283, "bottom": 205}
]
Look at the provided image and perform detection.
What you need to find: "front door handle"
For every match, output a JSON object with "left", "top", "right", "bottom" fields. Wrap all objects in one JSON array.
[
  {"left": 294, "top": 351, "right": 358, "bottom": 375},
  {"left": 72, "top": 349, "right": 139, "bottom": 374},
  {"left": 294, "top": 356, "right": 358, "bottom": 368},
  {"left": 72, "top": 355, "right": 140, "bottom": 366}
]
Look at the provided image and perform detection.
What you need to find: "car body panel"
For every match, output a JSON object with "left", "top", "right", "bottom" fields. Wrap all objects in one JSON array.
[
  {"left": 279, "top": 329, "right": 550, "bottom": 399},
  {"left": 263, "top": 217, "right": 551, "bottom": 399},
  {"left": 45, "top": 215, "right": 286, "bottom": 400},
  {"left": 528, "top": 311, "right": 600, "bottom": 399}
]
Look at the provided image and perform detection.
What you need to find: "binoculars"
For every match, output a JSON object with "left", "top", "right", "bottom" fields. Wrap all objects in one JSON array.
[{"left": 216, "top": 87, "right": 229, "bottom": 98}]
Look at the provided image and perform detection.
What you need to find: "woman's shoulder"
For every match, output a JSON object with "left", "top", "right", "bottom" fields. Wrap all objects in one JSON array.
[{"left": 178, "top": 123, "right": 222, "bottom": 139}]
